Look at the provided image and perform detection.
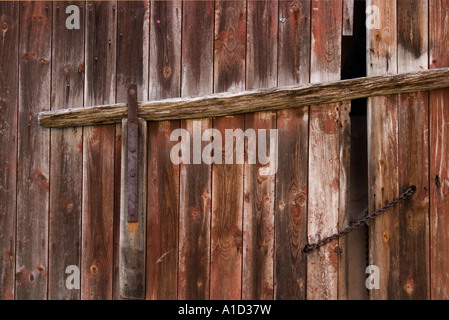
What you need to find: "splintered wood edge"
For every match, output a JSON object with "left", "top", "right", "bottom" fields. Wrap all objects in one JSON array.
[{"left": 38, "top": 67, "right": 449, "bottom": 128}]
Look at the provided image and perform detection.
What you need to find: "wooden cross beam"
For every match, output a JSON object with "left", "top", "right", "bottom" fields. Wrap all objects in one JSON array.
[{"left": 39, "top": 67, "right": 449, "bottom": 128}]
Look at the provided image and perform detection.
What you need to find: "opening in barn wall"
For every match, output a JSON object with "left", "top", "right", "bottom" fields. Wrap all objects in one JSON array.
[{"left": 341, "top": 0, "right": 368, "bottom": 300}]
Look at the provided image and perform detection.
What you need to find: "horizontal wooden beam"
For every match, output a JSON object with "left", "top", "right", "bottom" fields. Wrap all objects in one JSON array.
[{"left": 39, "top": 68, "right": 449, "bottom": 128}]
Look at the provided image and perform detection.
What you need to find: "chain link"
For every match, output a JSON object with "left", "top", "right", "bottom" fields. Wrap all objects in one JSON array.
[{"left": 303, "top": 186, "right": 417, "bottom": 254}]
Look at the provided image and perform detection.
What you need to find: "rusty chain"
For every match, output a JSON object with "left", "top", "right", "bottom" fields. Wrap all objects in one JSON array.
[{"left": 303, "top": 186, "right": 417, "bottom": 254}]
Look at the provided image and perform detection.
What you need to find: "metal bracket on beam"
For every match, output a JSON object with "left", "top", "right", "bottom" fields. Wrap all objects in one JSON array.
[{"left": 127, "top": 84, "right": 138, "bottom": 222}]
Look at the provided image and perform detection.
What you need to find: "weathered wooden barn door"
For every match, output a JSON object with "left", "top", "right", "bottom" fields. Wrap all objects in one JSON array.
[
  {"left": 367, "top": 0, "right": 449, "bottom": 300},
  {"left": 0, "top": 0, "right": 354, "bottom": 300},
  {"left": 13, "top": 0, "right": 449, "bottom": 301}
]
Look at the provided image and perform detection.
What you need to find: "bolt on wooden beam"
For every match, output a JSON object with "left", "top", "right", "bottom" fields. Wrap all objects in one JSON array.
[{"left": 38, "top": 67, "right": 449, "bottom": 128}]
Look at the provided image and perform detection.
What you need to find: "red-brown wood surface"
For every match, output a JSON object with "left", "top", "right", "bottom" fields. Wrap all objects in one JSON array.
[
  {"left": 0, "top": 1, "right": 18, "bottom": 300},
  {"left": 82, "top": 1, "right": 116, "bottom": 300},
  {"left": 307, "top": 0, "right": 342, "bottom": 300},
  {"left": 178, "top": 0, "right": 213, "bottom": 300},
  {"left": 49, "top": 1, "right": 84, "bottom": 300},
  {"left": 116, "top": 0, "right": 149, "bottom": 300},
  {"left": 275, "top": 0, "right": 310, "bottom": 300},
  {"left": 367, "top": 0, "right": 399, "bottom": 300},
  {"left": 16, "top": 1, "right": 52, "bottom": 300},
  {"left": 210, "top": 0, "right": 246, "bottom": 300},
  {"left": 243, "top": 0, "right": 277, "bottom": 300},
  {"left": 5, "top": 0, "right": 449, "bottom": 301},
  {"left": 147, "top": 0, "right": 181, "bottom": 300},
  {"left": 397, "top": 0, "right": 429, "bottom": 300},
  {"left": 430, "top": 0, "right": 449, "bottom": 300}
]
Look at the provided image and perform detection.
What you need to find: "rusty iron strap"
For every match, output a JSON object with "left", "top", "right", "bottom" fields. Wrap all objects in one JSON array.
[
  {"left": 127, "top": 84, "right": 138, "bottom": 222},
  {"left": 304, "top": 186, "right": 417, "bottom": 253}
]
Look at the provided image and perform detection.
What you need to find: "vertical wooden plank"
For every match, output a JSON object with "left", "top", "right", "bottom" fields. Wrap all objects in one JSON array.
[
  {"left": 116, "top": 1, "right": 149, "bottom": 103},
  {"left": 210, "top": 0, "right": 246, "bottom": 300},
  {"left": 16, "top": 1, "right": 52, "bottom": 300},
  {"left": 397, "top": 0, "right": 429, "bottom": 300},
  {"left": 278, "top": 0, "right": 310, "bottom": 86},
  {"left": 116, "top": 0, "right": 149, "bottom": 300},
  {"left": 307, "top": 0, "right": 342, "bottom": 300},
  {"left": 338, "top": 102, "right": 351, "bottom": 301},
  {"left": 119, "top": 119, "right": 147, "bottom": 300},
  {"left": 178, "top": 0, "right": 213, "bottom": 300},
  {"left": 342, "top": 0, "right": 354, "bottom": 36},
  {"left": 275, "top": 0, "right": 310, "bottom": 300},
  {"left": 82, "top": 0, "right": 116, "bottom": 300},
  {"left": 113, "top": 109, "right": 121, "bottom": 300},
  {"left": 430, "top": 0, "right": 449, "bottom": 300},
  {"left": 148, "top": 121, "right": 180, "bottom": 300},
  {"left": 147, "top": 0, "right": 181, "bottom": 300},
  {"left": 367, "top": 0, "right": 399, "bottom": 300},
  {"left": 0, "top": 1, "right": 18, "bottom": 300},
  {"left": 49, "top": 1, "right": 84, "bottom": 300},
  {"left": 243, "top": 0, "right": 277, "bottom": 300}
]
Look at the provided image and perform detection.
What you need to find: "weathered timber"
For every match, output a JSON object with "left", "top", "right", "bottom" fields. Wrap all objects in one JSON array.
[
  {"left": 81, "top": 1, "right": 116, "bottom": 300},
  {"left": 49, "top": 1, "right": 84, "bottom": 300},
  {"left": 307, "top": 0, "right": 343, "bottom": 300},
  {"left": 0, "top": 1, "right": 18, "bottom": 300},
  {"left": 115, "top": 0, "right": 149, "bottom": 300},
  {"left": 16, "top": 1, "right": 52, "bottom": 300},
  {"left": 430, "top": 0, "right": 449, "bottom": 300},
  {"left": 367, "top": 0, "right": 399, "bottom": 300},
  {"left": 177, "top": 0, "right": 213, "bottom": 300},
  {"left": 39, "top": 67, "right": 449, "bottom": 128},
  {"left": 147, "top": 0, "right": 181, "bottom": 300},
  {"left": 275, "top": 0, "right": 310, "bottom": 300},
  {"left": 210, "top": 0, "right": 246, "bottom": 300},
  {"left": 397, "top": 0, "right": 430, "bottom": 300},
  {"left": 343, "top": 0, "right": 354, "bottom": 36},
  {"left": 242, "top": 0, "right": 277, "bottom": 300}
]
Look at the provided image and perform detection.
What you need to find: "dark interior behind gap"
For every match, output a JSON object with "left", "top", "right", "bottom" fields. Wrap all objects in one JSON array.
[{"left": 341, "top": 0, "right": 369, "bottom": 299}]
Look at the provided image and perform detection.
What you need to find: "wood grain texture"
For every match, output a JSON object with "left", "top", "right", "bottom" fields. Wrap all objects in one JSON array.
[
  {"left": 147, "top": 121, "right": 180, "bottom": 300},
  {"left": 0, "top": 1, "right": 18, "bottom": 300},
  {"left": 275, "top": 109, "right": 309, "bottom": 300},
  {"left": 49, "top": 1, "right": 84, "bottom": 300},
  {"left": 367, "top": 0, "right": 399, "bottom": 300},
  {"left": 38, "top": 67, "right": 449, "bottom": 128},
  {"left": 16, "top": 1, "right": 52, "bottom": 300},
  {"left": 338, "top": 101, "right": 351, "bottom": 300},
  {"left": 307, "top": 0, "right": 342, "bottom": 300},
  {"left": 119, "top": 119, "right": 147, "bottom": 300},
  {"left": 243, "top": 0, "right": 277, "bottom": 300},
  {"left": 147, "top": 0, "right": 181, "bottom": 300},
  {"left": 210, "top": 0, "right": 246, "bottom": 300},
  {"left": 82, "top": 0, "right": 116, "bottom": 300},
  {"left": 275, "top": 0, "right": 310, "bottom": 301},
  {"left": 113, "top": 115, "right": 121, "bottom": 300},
  {"left": 430, "top": 0, "right": 449, "bottom": 300},
  {"left": 397, "top": 0, "right": 429, "bottom": 300},
  {"left": 278, "top": 0, "right": 310, "bottom": 87},
  {"left": 116, "top": 0, "right": 149, "bottom": 300},
  {"left": 178, "top": 0, "right": 213, "bottom": 300}
]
